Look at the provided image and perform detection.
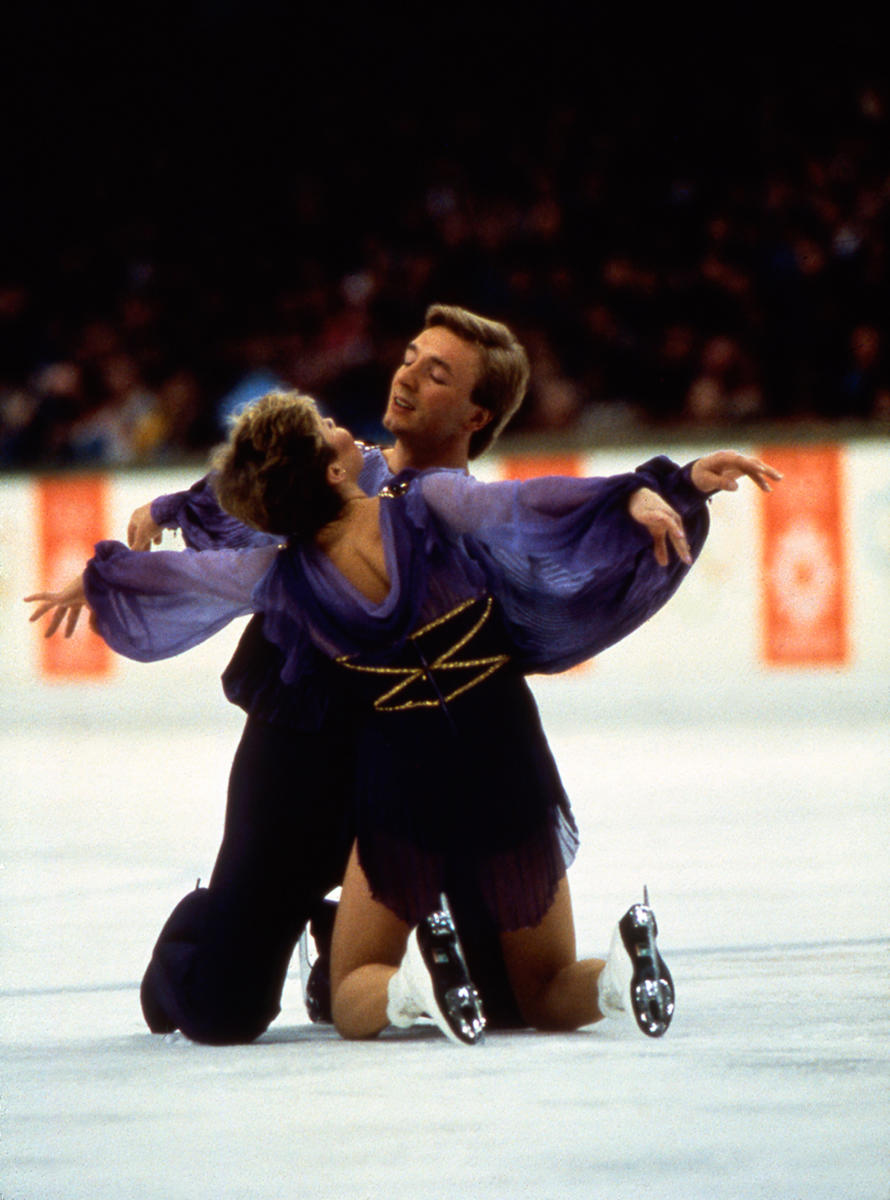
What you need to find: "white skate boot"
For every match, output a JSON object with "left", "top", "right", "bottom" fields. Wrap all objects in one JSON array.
[
  {"left": 387, "top": 899, "right": 486, "bottom": 1046},
  {"left": 597, "top": 887, "right": 675, "bottom": 1038}
]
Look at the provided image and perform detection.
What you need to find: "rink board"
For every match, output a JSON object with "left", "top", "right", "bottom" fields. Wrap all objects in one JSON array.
[{"left": 2, "top": 436, "right": 888, "bottom": 724}]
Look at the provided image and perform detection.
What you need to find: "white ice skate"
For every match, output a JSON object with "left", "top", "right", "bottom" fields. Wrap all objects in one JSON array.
[
  {"left": 597, "top": 887, "right": 675, "bottom": 1038},
  {"left": 387, "top": 898, "right": 486, "bottom": 1046}
]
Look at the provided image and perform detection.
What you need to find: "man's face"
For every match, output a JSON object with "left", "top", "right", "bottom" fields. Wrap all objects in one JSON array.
[{"left": 383, "top": 326, "right": 489, "bottom": 450}]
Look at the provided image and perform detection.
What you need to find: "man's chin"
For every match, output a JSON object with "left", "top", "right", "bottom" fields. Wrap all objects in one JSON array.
[{"left": 382, "top": 409, "right": 408, "bottom": 434}]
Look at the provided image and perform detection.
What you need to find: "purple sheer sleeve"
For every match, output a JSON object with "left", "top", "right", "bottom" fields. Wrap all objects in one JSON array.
[
  {"left": 149, "top": 475, "right": 279, "bottom": 550},
  {"left": 416, "top": 465, "right": 709, "bottom": 673},
  {"left": 631, "top": 455, "right": 709, "bottom": 518},
  {"left": 83, "top": 540, "right": 279, "bottom": 662}
]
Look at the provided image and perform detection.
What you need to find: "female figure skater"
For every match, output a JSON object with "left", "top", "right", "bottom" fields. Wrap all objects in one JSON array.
[{"left": 28, "top": 392, "right": 780, "bottom": 1045}]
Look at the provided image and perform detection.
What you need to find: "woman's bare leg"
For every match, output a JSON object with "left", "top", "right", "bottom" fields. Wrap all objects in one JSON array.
[
  {"left": 331, "top": 853, "right": 606, "bottom": 1037},
  {"left": 500, "top": 875, "right": 606, "bottom": 1031},
  {"left": 329, "top": 843, "right": 411, "bottom": 1039}
]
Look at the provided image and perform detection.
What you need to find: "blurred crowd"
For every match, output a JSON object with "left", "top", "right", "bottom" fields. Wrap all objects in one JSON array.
[{"left": 2, "top": 67, "right": 888, "bottom": 469}]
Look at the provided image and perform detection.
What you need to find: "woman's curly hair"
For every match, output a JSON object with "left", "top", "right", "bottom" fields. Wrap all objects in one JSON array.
[{"left": 211, "top": 391, "right": 346, "bottom": 540}]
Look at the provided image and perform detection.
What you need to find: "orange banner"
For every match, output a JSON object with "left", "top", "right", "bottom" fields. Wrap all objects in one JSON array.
[
  {"left": 759, "top": 445, "right": 849, "bottom": 666},
  {"left": 36, "top": 476, "right": 113, "bottom": 678},
  {"left": 501, "top": 453, "right": 583, "bottom": 481}
]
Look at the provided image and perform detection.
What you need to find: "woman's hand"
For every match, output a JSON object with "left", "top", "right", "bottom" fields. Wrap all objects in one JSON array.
[
  {"left": 691, "top": 451, "right": 783, "bottom": 495},
  {"left": 24, "top": 574, "right": 89, "bottom": 638},
  {"left": 628, "top": 487, "right": 692, "bottom": 567},
  {"left": 127, "top": 503, "right": 163, "bottom": 550}
]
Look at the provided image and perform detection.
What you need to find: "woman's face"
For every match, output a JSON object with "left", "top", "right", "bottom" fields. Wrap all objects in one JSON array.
[{"left": 318, "top": 414, "right": 364, "bottom": 483}]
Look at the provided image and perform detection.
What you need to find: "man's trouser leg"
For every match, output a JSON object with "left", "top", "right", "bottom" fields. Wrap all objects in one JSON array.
[{"left": 140, "top": 714, "right": 353, "bottom": 1044}]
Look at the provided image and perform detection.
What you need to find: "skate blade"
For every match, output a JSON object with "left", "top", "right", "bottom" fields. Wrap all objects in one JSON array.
[
  {"left": 444, "top": 985, "right": 486, "bottom": 1045},
  {"left": 421, "top": 904, "right": 486, "bottom": 1046},
  {"left": 621, "top": 890, "right": 675, "bottom": 1038},
  {"left": 632, "top": 978, "right": 675, "bottom": 1038}
]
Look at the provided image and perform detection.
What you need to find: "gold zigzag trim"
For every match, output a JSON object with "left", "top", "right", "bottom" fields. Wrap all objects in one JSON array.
[{"left": 336, "top": 595, "right": 509, "bottom": 712}]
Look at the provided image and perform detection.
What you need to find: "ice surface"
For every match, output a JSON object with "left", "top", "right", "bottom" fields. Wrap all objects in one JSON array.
[{"left": 2, "top": 696, "right": 888, "bottom": 1200}]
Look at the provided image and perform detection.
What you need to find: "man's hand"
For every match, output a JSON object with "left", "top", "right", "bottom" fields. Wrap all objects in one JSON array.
[
  {"left": 628, "top": 487, "right": 692, "bottom": 567},
  {"left": 128, "top": 503, "right": 163, "bottom": 550},
  {"left": 691, "top": 451, "right": 783, "bottom": 495},
  {"left": 24, "top": 575, "right": 89, "bottom": 638}
]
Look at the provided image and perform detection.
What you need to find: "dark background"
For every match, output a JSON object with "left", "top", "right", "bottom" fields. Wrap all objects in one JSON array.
[{"left": 2, "top": 6, "right": 887, "bottom": 465}]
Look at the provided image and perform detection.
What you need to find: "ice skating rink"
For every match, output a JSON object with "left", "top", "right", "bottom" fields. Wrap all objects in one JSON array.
[{"left": 2, "top": 679, "right": 888, "bottom": 1200}]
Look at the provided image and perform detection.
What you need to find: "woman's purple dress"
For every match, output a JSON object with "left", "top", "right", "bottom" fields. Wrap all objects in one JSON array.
[{"left": 84, "top": 461, "right": 709, "bottom": 929}]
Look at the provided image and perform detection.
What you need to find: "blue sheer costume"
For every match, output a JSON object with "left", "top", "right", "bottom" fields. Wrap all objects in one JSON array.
[{"left": 88, "top": 459, "right": 709, "bottom": 931}]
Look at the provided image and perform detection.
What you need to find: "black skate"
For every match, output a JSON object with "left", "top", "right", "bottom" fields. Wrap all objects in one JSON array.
[
  {"left": 414, "top": 903, "right": 487, "bottom": 1046},
  {"left": 298, "top": 899, "right": 338, "bottom": 1024},
  {"left": 617, "top": 887, "right": 674, "bottom": 1038}
]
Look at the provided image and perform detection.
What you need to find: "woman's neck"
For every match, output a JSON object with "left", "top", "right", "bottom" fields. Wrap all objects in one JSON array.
[
  {"left": 315, "top": 489, "right": 373, "bottom": 546},
  {"left": 312, "top": 492, "right": 389, "bottom": 603}
]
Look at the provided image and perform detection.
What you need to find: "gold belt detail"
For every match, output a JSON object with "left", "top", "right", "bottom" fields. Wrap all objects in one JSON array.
[{"left": 335, "top": 596, "right": 509, "bottom": 713}]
